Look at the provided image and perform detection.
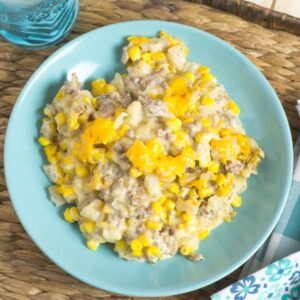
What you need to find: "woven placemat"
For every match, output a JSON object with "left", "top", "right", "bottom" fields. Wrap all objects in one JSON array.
[
  {"left": 0, "top": 0, "right": 299, "bottom": 299},
  {"left": 189, "top": 0, "right": 300, "bottom": 36}
]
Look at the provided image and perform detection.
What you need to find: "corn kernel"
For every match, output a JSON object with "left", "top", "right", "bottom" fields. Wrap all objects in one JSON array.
[
  {"left": 138, "top": 233, "right": 150, "bottom": 247},
  {"left": 145, "top": 220, "right": 163, "bottom": 230},
  {"left": 75, "top": 165, "right": 89, "bottom": 178},
  {"left": 195, "top": 133, "right": 205, "bottom": 144},
  {"left": 201, "top": 95, "right": 215, "bottom": 106},
  {"left": 68, "top": 112, "right": 79, "bottom": 130},
  {"left": 166, "top": 118, "right": 182, "bottom": 131},
  {"left": 228, "top": 100, "right": 240, "bottom": 115},
  {"left": 38, "top": 136, "right": 51, "bottom": 147},
  {"left": 183, "top": 47, "right": 189, "bottom": 56},
  {"left": 118, "top": 124, "right": 129, "bottom": 137},
  {"left": 102, "top": 204, "right": 111, "bottom": 214},
  {"left": 191, "top": 179, "right": 207, "bottom": 190},
  {"left": 207, "top": 161, "right": 220, "bottom": 173},
  {"left": 164, "top": 199, "right": 176, "bottom": 211},
  {"left": 217, "top": 185, "right": 231, "bottom": 196},
  {"left": 132, "top": 250, "right": 143, "bottom": 257},
  {"left": 201, "top": 118, "right": 212, "bottom": 127},
  {"left": 224, "top": 215, "right": 232, "bottom": 223},
  {"left": 220, "top": 128, "right": 234, "bottom": 137},
  {"left": 130, "top": 167, "right": 143, "bottom": 178},
  {"left": 130, "top": 239, "right": 143, "bottom": 252},
  {"left": 104, "top": 84, "right": 116, "bottom": 94},
  {"left": 106, "top": 149, "right": 113, "bottom": 161},
  {"left": 87, "top": 239, "right": 100, "bottom": 251},
  {"left": 231, "top": 195, "right": 242, "bottom": 208},
  {"left": 168, "top": 77, "right": 187, "bottom": 96},
  {"left": 181, "top": 213, "right": 192, "bottom": 222},
  {"left": 57, "top": 184, "right": 75, "bottom": 198},
  {"left": 169, "top": 182, "right": 179, "bottom": 194},
  {"left": 184, "top": 72, "right": 195, "bottom": 83},
  {"left": 199, "top": 229, "right": 209, "bottom": 240},
  {"left": 92, "top": 148, "right": 106, "bottom": 163},
  {"left": 80, "top": 221, "right": 96, "bottom": 234},
  {"left": 91, "top": 79, "right": 106, "bottom": 96},
  {"left": 91, "top": 97, "right": 98, "bottom": 109},
  {"left": 64, "top": 207, "right": 79, "bottom": 223},
  {"left": 146, "top": 245, "right": 160, "bottom": 257},
  {"left": 55, "top": 90, "right": 65, "bottom": 101},
  {"left": 180, "top": 246, "right": 193, "bottom": 256},
  {"left": 152, "top": 52, "right": 165, "bottom": 61},
  {"left": 198, "top": 187, "right": 213, "bottom": 198},
  {"left": 141, "top": 52, "right": 152, "bottom": 63},
  {"left": 216, "top": 173, "right": 226, "bottom": 186},
  {"left": 199, "top": 66, "right": 210, "bottom": 74},
  {"left": 55, "top": 112, "right": 66, "bottom": 126},
  {"left": 62, "top": 156, "right": 74, "bottom": 166},
  {"left": 128, "top": 46, "right": 141, "bottom": 62},
  {"left": 152, "top": 201, "right": 163, "bottom": 214},
  {"left": 114, "top": 240, "right": 127, "bottom": 252}
]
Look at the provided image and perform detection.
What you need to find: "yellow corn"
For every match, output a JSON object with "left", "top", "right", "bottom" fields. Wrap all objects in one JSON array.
[
  {"left": 198, "top": 187, "right": 213, "bottom": 198},
  {"left": 216, "top": 173, "right": 226, "bottom": 186},
  {"left": 146, "top": 245, "right": 160, "bottom": 257},
  {"left": 130, "top": 239, "right": 143, "bottom": 253},
  {"left": 64, "top": 207, "right": 79, "bottom": 223},
  {"left": 199, "top": 66, "right": 210, "bottom": 74},
  {"left": 164, "top": 199, "right": 176, "bottom": 211},
  {"left": 169, "top": 182, "right": 179, "bottom": 194},
  {"left": 180, "top": 246, "right": 193, "bottom": 256},
  {"left": 104, "top": 84, "right": 116, "bottom": 94},
  {"left": 152, "top": 52, "right": 165, "bottom": 61},
  {"left": 91, "top": 79, "right": 106, "bottom": 96},
  {"left": 201, "top": 95, "right": 215, "bottom": 106},
  {"left": 68, "top": 112, "right": 79, "bottom": 130},
  {"left": 198, "top": 229, "right": 209, "bottom": 240},
  {"left": 102, "top": 204, "right": 111, "bottom": 214},
  {"left": 57, "top": 184, "right": 74, "bottom": 198},
  {"left": 75, "top": 165, "right": 89, "bottom": 178},
  {"left": 55, "top": 90, "right": 65, "bottom": 101},
  {"left": 130, "top": 167, "right": 143, "bottom": 178},
  {"left": 152, "top": 202, "right": 164, "bottom": 214},
  {"left": 184, "top": 72, "right": 195, "bottom": 83},
  {"left": 138, "top": 233, "right": 151, "bottom": 247},
  {"left": 106, "top": 149, "right": 113, "bottom": 161},
  {"left": 231, "top": 195, "right": 242, "bottom": 208},
  {"left": 181, "top": 213, "right": 192, "bottom": 223},
  {"left": 166, "top": 118, "right": 182, "bottom": 131},
  {"left": 80, "top": 221, "right": 96, "bottom": 234},
  {"left": 228, "top": 100, "right": 240, "bottom": 115},
  {"left": 201, "top": 118, "right": 212, "bottom": 127},
  {"left": 217, "top": 185, "right": 231, "bottom": 196},
  {"left": 55, "top": 112, "right": 66, "bottom": 126},
  {"left": 86, "top": 239, "right": 100, "bottom": 251},
  {"left": 145, "top": 219, "right": 163, "bottom": 230},
  {"left": 114, "top": 240, "right": 127, "bottom": 252},
  {"left": 38, "top": 136, "right": 51, "bottom": 147},
  {"left": 91, "top": 97, "right": 98, "bottom": 109},
  {"left": 118, "top": 124, "right": 129, "bottom": 137},
  {"left": 207, "top": 161, "right": 220, "bottom": 173},
  {"left": 224, "top": 215, "right": 232, "bottom": 223},
  {"left": 62, "top": 156, "right": 74, "bottom": 166},
  {"left": 92, "top": 148, "right": 106, "bottom": 163},
  {"left": 128, "top": 46, "right": 141, "bottom": 62}
]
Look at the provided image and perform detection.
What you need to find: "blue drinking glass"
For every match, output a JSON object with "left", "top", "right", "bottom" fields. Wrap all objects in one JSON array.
[{"left": 0, "top": 0, "right": 79, "bottom": 49}]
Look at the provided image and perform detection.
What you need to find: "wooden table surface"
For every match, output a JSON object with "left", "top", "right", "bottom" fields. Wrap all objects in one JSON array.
[{"left": 0, "top": 0, "right": 300, "bottom": 299}]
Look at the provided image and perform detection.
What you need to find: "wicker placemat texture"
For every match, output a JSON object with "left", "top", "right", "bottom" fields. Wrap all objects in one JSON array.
[
  {"left": 0, "top": 0, "right": 300, "bottom": 299},
  {"left": 189, "top": 0, "right": 300, "bottom": 36}
]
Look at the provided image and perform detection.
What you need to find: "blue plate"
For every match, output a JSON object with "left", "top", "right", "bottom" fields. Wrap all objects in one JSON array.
[{"left": 4, "top": 21, "right": 293, "bottom": 297}]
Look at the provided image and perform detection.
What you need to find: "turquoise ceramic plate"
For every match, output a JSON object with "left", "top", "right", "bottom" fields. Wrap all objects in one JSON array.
[{"left": 4, "top": 21, "right": 293, "bottom": 297}]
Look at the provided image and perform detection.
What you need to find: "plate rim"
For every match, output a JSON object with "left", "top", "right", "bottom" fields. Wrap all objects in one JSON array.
[{"left": 4, "top": 20, "right": 294, "bottom": 297}]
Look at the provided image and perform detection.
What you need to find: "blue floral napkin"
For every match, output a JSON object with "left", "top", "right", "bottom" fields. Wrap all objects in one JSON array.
[{"left": 212, "top": 101, "right": 300, "bottom": 299}]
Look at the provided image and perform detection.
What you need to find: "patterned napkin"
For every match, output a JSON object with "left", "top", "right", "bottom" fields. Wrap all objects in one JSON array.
[{"left": 212, "top": 101, "right": 300, "bottom": 299}]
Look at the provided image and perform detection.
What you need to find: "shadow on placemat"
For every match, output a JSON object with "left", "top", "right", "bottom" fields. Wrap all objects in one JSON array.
[{"left": 187, "top": 0, "right": 300, "bottom": 36}]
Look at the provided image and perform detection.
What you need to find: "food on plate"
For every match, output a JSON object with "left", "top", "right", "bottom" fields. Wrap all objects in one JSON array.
[{"left": 38, "top": 32, "right": 264, "bottom": 263}]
